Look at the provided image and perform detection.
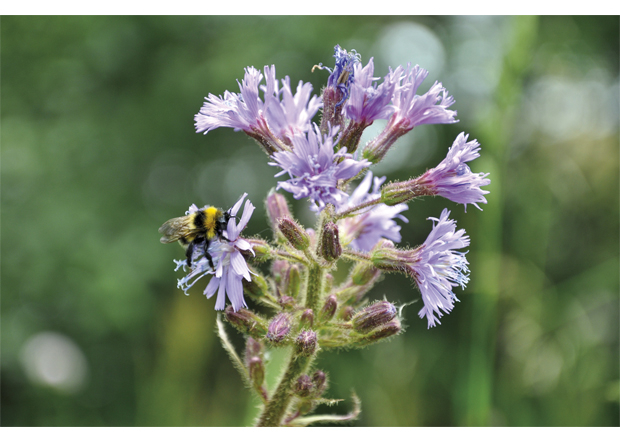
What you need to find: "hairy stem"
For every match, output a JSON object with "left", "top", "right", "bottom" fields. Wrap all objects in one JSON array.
[{"left": 255, "top": 351, "right": 314, "bottom": 426}]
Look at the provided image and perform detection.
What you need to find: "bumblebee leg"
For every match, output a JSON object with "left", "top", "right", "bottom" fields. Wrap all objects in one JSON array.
[
  {"left": 185, "top": 241, "right": 195, "bottom": 267},
  {"left": 203, "top": 239, "right": 215, "bottom": 270}
]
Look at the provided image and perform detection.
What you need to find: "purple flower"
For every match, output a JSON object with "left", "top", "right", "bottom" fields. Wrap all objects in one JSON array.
[
  {"left": 417, "top": 132, "right": 491, "bottom": 211},
  {"left": 411, "top": 209, "right": 470, "bottom": 328},
  {"left": 264, "top": 69, "right": 322, "bottom": 144},
  {"left": 391, "top": 64, "right": 458, "bottom": 130},
  {"left": 194, "top": 66, "right": 320, "bottom": 153},
  {"left": 339, "top": 172, "right": 408, "bottom": 252},
  {"left": 361, "top": 64, "right": 458, "bottom": 164},
  {"left": 344, "top": 59, "right": 400, "bottom": 125},
  {"left": 174, "top": 193, "right": 255, "bottom": 312},
  {"left": 269, "top": 124, "right": 371, "bottom": 212},
  {"left": 371, "top": 209, "right": 469, "bottom": 328}
]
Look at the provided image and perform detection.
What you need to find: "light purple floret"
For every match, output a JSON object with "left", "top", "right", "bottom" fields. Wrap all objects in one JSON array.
[
  {"left": 409, "top": 209, "right": 470, "bottom": 328},
  {"left": 422, "top": 132, "right": 491, "bottom": 211},
  {"left": 391, "top": 64, "right": 458, "bottom": 129}
]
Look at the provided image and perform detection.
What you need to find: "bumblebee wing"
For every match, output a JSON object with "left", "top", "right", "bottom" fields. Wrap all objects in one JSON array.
[{"left": 159, "top": 216, "right": 196, "bottom": 243}]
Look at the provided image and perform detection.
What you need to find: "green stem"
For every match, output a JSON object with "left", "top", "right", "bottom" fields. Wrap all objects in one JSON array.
[
  {"left": 255, "top": 351, "right": 314, "bottom": 426},
  {"left": 305, "top": 262, "right": 324, "bottom": 311}
]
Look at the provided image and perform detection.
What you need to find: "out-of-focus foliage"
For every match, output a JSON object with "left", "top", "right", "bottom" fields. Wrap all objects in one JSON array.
[{"left": 2, "top": 16, "right": 618, "bottom": 426}]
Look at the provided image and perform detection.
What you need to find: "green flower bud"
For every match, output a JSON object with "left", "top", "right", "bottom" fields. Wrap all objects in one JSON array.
[
  {"left": 242, "top": 271, "right": 270, "bottom": 300},
  {"left": 352, "top": 319, "right": 402, "bottom": 347},
  {"left": 350, "top": 263, "right": 381, "bottom": 286},
  {"left": 248, "top": 356, "right": 265, "bottom": 388},
  {"left": 224, "top": 306, "right": 268, "bottom": 339},
  {"left": 352, "top": 301, "right": 398, "bottom": 334},
  {"left": 278, "top": 216, "right": 310, "bottom": 251},
  {"left": 286, "top": 265, "right": 301, "bottom": 299},
  {"left": 299, "top": 309, "right": 314, "bottom": 329},
  {"left": 318, "top": 295, "right": 337, "bottom": 324}
]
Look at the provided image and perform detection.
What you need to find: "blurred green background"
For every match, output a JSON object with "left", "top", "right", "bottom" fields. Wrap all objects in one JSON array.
[{"left": 2, "top": 16, "right": 618, "bottom": 427}]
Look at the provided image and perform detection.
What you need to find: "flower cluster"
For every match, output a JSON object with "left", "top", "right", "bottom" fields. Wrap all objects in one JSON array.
[{"left": 161, "top": 45, "right": 491, "bottom": 427}]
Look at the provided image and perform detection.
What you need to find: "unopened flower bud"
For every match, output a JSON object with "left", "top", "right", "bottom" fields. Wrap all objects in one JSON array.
[
  {"left": 350, "top": 263, "right": 381, "bottom": 286},
  {"left": 295, "top": 330, "right": 317, "bottom": 357},
  {"left": 225, "top": 306, "right": 268, "bottom": 339},
  {"left": 246, "top": 238, "right": 270, "bottom": 261},
  {"left": 299, "top": 309, "right": 314, "bottom": 329},
  {"left": 244, "top": 337, "right": 263, "bottom": 362},
  {"left": 266, "top": 190, "right": 292, "bottom": 228},
  {"left": 279, "top": 295, "right": 295, "bottom": 310},
  {"left": 324, "top": 273, "right": 334, "bottom": 294},
  {"left": 242, "top": 272, "right": 270, "bottom": 300},
  {"left": 352, "top": 301, "right": 398, "bottom": 333},
  {"left": 278, "top": 216, "right": 310, "bottom": 251},
  {"left": 272, "top": 260, "right": 290, "bottom": 286},
  {"left": 339, "top": 306, "right": 354, "bottom": 321},
  {"left": 293, "top": 374, "right": 313, "bottom": 398},
  {"left": 318, "top": 295, "right": 337, "bottom": 324},
  {"left": 248, "top": 356, "right": 265, "bottom": 388},
  {"left": 319, "top": 221, "right": 341, "bottom": 261},
  {"left": 353, "top": 319, "right": 402, "bottom": 347},
  {"left": 312, "top": 370, "right": 327, "bottom": 396},
  {"left": 286, "top": 265, "right": 301, "bottom": 298},
  {"left": 267, "top": 313, "right": 292, "bottom": 344}
]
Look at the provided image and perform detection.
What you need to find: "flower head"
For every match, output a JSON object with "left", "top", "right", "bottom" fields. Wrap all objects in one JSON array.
[
  {"left": 371, "top": 209, "right": 469, "bottom": 328},
  {"left": 344, "top": 59, "right": 400, "bottom": 125},
  {"left": 339, "top": 172, "right": 408, "bottom": 252},
  {"left": 270, "top": 124, "right": 371, "bottom": 212},
  {"left": 392, "top": 64, "right": 458, "bottom": 130},
  {"left": 417, "top": 132, "right": 491, "bottom": 211},
  {"left": 194, "top": 66, "right": 320, "bottom": 154},
  {"left": 175, "top": 193, "right": 255, "bottom": 312},
  {"left": 264, "top": 69, "right": 322, "bottom": 144}
]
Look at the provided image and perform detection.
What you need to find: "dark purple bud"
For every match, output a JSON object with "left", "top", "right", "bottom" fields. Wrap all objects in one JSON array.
[
  {"left": 318, "top": 295, "right": 337, "bottom": 324},
  {"left": 278, "top": 216, "right": 310, "bottom": 251},
  {"left": 312, "top": 370, "right": 327, "bottom": 396},
  {"left": 295, "top": 330, "right": 317, "bottom": 357},
  {"left": 225, "top": 306, "right": 268, "bottom": 339},
  {"left": 267, "top": 313, "right": 292, "bottom": 344},
  {"left": 319, "top": 221, "right": 341, "bottom": 262},
  {"left": 293, "top": 374, "right": 313, "bottom": 398},
  {"left": 366, "top": 319, "right": 401, "bottom": 340},
  {"left": 352, "top": 301, "right": 398, "bottom": 334}
]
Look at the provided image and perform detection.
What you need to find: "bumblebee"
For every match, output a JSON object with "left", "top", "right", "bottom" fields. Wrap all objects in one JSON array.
[{"left": 159, "top": 206, "right": 231, "bottom": 270}]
